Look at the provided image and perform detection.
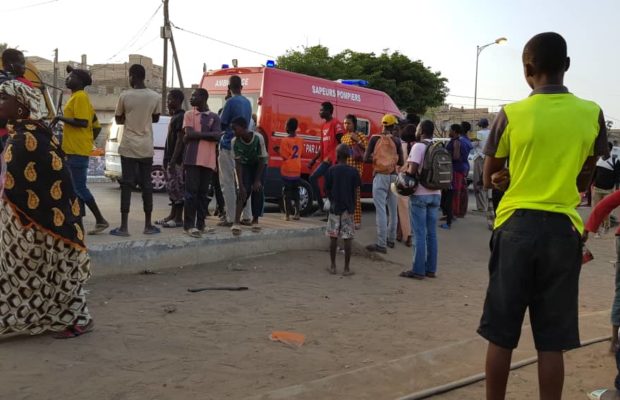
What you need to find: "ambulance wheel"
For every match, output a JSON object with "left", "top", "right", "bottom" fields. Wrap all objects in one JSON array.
[{"left": 278, "top": 178, "right": 313, "bottom": 217}]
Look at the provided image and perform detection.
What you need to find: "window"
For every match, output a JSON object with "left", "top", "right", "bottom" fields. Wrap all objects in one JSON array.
[{"left": 357, "top": 118, "right": 370, "bottom": 136}]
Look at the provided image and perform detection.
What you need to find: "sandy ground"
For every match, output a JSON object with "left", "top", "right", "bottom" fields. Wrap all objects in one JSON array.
[{"left": 0, "top": 204, "right": 617, "bottom": 400}]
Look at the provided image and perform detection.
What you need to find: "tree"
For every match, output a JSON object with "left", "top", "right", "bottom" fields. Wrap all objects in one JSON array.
[
  {"left": 0, "top": 43, "right": 7, "bottom": 54},
  {"left": 277, "top": 45, "right": 448, "bottom": 114}
]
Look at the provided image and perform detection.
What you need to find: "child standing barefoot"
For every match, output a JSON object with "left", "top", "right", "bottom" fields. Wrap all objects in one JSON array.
[{"left": 325, "top": 144, "right": 361, "bottom": 276}]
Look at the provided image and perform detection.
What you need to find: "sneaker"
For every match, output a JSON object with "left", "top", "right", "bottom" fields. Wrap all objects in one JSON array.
[
  {"left": 366, "top": 244, "right": 387, "bottom": 254},
  {"left": 439, "top": 223, "right": 451, "bottom": 230},
  {"left": 387, "top": 241, "right": 395, "bottom": 248},
  {"left": 425, "top": 272, "right": 437, "bottom": 278}
]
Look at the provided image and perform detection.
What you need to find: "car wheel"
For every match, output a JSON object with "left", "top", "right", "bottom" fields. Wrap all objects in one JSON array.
[
  {"left": 277, "top": 178, "right": 314, "bottom": 216},
  {"left": 151, "top": 167, "right": 167, "bottom": 192},
  {"left": 298, "top": 179, "right": 313, "bottom": 216}
]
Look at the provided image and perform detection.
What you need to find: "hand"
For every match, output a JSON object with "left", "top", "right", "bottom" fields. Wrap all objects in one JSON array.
[
  {"left": 582, "top": 231, "right": 589, "bottom": 243},
  {"left": 238, "top": 187, "right": 248, "bottom": 204},
  {"left": 252, "top": 180, "right": 263, "bottom": 192},
  {"left": 308, "top": 159, "right": 316, "bottom": 169},
  {"left": 491, "top": 168, "right": 510, "bottom": 191},
  {"left": 350, "top": 132, "right": 360, "bottom": 142},
  {"left": 51, "top": 116, "right": 62, "bottom": 126}
]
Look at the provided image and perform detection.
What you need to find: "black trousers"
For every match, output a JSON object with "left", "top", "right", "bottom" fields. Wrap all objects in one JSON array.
[
  {"left": 440, "top": 189, "right": 454, "bottom": 225},
  {"left": 184, "top": 165, "right": 213, "bottom": 230},
  {"left": 120, "top": 156, "right": 153, "bottom": 214},
  {"left": 282, "top": 179, "right": 300, "bottom": 215}
]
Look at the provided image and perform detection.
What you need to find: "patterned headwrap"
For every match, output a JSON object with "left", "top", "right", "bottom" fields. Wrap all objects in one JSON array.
[{"left": 0, "top": 79, "right": 45, "bottom": 120}]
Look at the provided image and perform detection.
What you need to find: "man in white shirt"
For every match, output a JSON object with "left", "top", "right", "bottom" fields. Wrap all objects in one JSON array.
[
  {"left": 472, "top": 118, "right": 491, "bottom": 211},
  {"left": 111, "top": 64, "right": 161, "bottom": 237}
]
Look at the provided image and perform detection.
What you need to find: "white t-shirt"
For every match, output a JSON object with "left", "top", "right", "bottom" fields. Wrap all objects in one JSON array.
[
  {"left": 115, "top": 88, "right": 160, "bottom": 159},
  {"left": 473, "top": 128, "right": 490, "bottom": 159},
  {"left": 408, "top": 140, "right": 441, "bottom": 196}
]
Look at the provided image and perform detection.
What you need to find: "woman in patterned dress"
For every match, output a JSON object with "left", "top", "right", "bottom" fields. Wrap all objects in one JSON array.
[
  {"left": 0, "top": 80, "right": 93, "bottom": 338},
  {"left": 340, "top": 114, "right": 368, "bottom": 229}
]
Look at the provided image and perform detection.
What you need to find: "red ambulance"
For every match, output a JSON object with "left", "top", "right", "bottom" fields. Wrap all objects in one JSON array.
[{"left": 200, "top": 66, "right": 401, "bottom": 215}]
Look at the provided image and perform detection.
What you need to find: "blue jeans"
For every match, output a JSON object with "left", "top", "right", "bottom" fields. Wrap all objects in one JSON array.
[
  {"left": 372, "top": 174, "right": 398, "bottom": 248},
  {"left": 309, "top": 161, "right": 331, "bottom": 209},
  {"left": 66, "top": 155, "right": 95, "bottom": 204},
  {"left": 410, "top": 194, "right": 441, "bottom": 275}
]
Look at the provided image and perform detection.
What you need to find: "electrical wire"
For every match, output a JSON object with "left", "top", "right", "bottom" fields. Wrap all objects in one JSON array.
[
  {"left": 90, "top": 2, "right": 162, "bottom": 70},
  {"left": 1, "top": 0, "right": 58, "bottom": 12},
  {"left": 447, "top": 94, "right": 518, "bottom": 102},
  {"left": 170, "top": 22, "right": 275, "bottom": 59}
]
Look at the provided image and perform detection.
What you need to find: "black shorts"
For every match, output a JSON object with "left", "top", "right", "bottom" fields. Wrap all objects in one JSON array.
[{"left": 477, "top": 209, "right": 582, "bottom": 351}]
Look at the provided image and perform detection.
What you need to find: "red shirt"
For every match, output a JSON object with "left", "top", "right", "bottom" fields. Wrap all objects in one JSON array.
[
  {"left": 321, "top": 118, "right": 344, "bottom": 164},
  {"left": 585, "top": 189, "right": 620, "bottom": 235}
]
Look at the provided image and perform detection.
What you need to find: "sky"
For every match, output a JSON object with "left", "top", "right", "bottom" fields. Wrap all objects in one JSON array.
[{"left": 2, "top": 0, "right": 619, "bottom": 125}]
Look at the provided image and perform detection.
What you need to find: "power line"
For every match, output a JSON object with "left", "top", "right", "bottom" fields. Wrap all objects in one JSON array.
[
  {"left": 170, "top": 22, "right": 275, "bottom": 59},
  {"left": 90, "top": 2, "right": 162, "bottom": 71},
  {"left": 447, "top": 94, "right": 518, "bottom": 102},
  {"left": 1, "top": 0, "right": 58, "bottom": 12}
]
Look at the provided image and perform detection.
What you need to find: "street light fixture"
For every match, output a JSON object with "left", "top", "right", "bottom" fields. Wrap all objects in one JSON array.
[{"left": 474, "top": 37, "right": 507, "bottom": 117}]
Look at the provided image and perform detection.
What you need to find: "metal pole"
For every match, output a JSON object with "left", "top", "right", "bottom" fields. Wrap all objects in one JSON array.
[
  {"left": 161, "top": 0, "right": 169, "bottom": 115},
  {"left": 169, "top": 30, "right": 189, "bottom": 110},
  {"left": 473, "top": 45, "right": 480, "bottom": 124},
  {"left": 52, "top": 48, "right": 58, "bottom": 106}
]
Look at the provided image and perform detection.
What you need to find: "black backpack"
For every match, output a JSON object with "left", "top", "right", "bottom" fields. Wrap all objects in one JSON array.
[{"left": 418, "top": 141, "right": 453, "bottom": 190}]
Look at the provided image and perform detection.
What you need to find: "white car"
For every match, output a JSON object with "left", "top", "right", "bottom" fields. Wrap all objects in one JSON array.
[{"left": 104, "top": 116, "right": 170, "bottom": 192}]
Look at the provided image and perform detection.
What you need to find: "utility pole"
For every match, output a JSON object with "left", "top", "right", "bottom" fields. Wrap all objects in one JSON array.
[
  {"left": 161, "top": 0, "right": 170, "bottom": 115},
  {"left": 52, "top": 48, "right": 58, "bottom": 106},
  {"left": 169, "top": 29, "right": 188, "bottom": 110}
]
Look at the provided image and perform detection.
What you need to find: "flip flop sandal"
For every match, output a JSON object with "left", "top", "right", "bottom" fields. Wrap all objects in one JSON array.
[
  {"left": 184, "top": 228, "right": 202, "bottom": 238},
  {"left": 162, "top": 220, "right": 182, "bottom": 228},
  {"left": 399, "top": 271, "right": 425, "bottom": 280},
  {"left": 88, "top": 222, "right": 109, "bottom": 235},
  {"left": 251, "top": 226, "right": 262, "bottom": 233},
  {"left": 231, "top": 225, "right": 242, "bottom": 236},
  {"left": 109, "top": 227, "right": 130, "bottom": 237},
  {"left": 217, "top": 221, "right": 233, "bottom": 227},
  {"left": 144, "top": 226, "right": 161, "bottom": 235},
  {"left": 53, "top": 321, "right": 94, "bottom": 339},
  {"left": 200, "top": 226, "right": 216, "bottom": 234},
  {"left": 240, "top": 219, "right": 253, "bottom": 226}
]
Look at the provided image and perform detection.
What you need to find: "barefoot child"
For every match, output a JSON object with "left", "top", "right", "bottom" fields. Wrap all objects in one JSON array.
[
  {"left": 325, "top": 144, "right": 361, "bottom": 276},
  {"left": 231, "top": 117, "right": 268, "bottom": 235},
  {"left": 274, "top": 118, "right": 302, "bottom": 221}
]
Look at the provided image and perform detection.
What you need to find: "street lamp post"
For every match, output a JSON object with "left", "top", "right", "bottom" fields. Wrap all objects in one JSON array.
[{"left": 474, "top": 37, "right": 507, "bottom": 121}]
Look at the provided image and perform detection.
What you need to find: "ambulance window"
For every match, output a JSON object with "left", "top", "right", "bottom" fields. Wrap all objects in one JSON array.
[{"left": 357, "top": 118, "right": 370, "bottom": 136}]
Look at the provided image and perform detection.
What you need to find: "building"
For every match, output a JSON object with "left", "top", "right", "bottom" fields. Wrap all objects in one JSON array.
[
  {"left": 427, "top": 105, "right": 497, "bottom": 138},
  {"left": 27, "top": 54, "right": 164, "bottom": 146}
]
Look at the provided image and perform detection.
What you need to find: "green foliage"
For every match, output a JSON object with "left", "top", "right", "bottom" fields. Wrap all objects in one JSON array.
[
  {"left": 277, "top": 45, "right": 448, "bottom": 114},
  {"left": 0, "top": 43, "right": 7, "bottom": 54}
]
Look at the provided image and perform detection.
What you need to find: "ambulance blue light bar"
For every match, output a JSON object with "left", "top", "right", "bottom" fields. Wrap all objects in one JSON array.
[
  {"left": 221, "top": 64, "right": 230, "bottom": 69},
  {"left": 337, "top": 79, "right": 369, "bottom": 87},
  {"left": 266, "top": 60, "right": 276, "bottom": 68}
]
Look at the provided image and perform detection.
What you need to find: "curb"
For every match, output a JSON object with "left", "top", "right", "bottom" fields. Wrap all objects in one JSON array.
[{"left": 89, "top": 225, "right": 326, "bottom": 277}]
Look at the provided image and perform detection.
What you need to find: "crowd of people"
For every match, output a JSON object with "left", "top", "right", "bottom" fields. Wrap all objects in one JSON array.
[{"left": 1, "top": 31, "right": 620, "bottom": 400}]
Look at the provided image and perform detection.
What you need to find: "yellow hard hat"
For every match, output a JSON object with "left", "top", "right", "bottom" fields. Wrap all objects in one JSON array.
[{"left": 382, "top": 114, "right": 398, "bottom": 126}]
